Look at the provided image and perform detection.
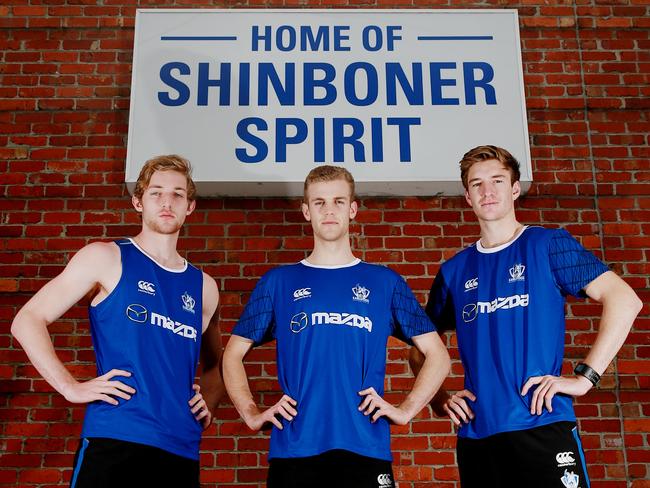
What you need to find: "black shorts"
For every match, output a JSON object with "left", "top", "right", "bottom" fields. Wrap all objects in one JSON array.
[
  {"left": 268, "top": 449, "right": 395, "bottom": 488},
  {"left": 457, "top": 421, "right": 590, "bottom": 488},
  {"left": 70, "top": 437, "right": 199, "bottom": 488}
]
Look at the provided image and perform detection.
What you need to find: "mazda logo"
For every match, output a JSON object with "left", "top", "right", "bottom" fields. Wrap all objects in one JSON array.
[
  {"left": 462, "top": 303, "right": 478, "bottom": 323},
  {"left": 126, "top": 304, "right": 147, "bottom": 323}
]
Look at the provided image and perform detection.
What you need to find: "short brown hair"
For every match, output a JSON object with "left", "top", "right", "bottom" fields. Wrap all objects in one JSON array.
[
  {"left": 133, "top": 155, "right": 197, "bottom": 201},
  {"left": 459, "top": 145, "right": 521, "bottom": 190},
  {"left": 303, "top": 165, "right": 355, "bottom": 202}
]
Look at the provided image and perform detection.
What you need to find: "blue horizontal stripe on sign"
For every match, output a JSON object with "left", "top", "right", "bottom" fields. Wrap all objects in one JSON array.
[
  {"left": 417, "top": 36, "right": 493, "bottom": 41},
  {"left": 161, "top": 36, "right": 237, "bottom": 41}
]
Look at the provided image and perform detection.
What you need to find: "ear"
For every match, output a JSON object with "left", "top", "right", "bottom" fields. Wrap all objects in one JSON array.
[
  {"left": 512, "top": 181, "right": 521, "bottom": 201},
  {"left": 186, "top": 199, "right": 196, "bottom": 215},
  {"left": 132, "top": 195, "right": 143, "bottom": 212},
  {"left": 301, "top": 202, "right": 311, "bottom": 222},
  {"left": 464, "top": 189, "right": 472, "bottom": 207},
  {"left": 349, "top": 200, "right": 358, "bottom": 220}
]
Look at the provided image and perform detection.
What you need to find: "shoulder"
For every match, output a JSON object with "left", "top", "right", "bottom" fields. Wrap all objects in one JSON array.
[
  {"left": 70, "top": 240, "right": 120, "bottom": 268},
  {"left": 202, "top": 272, "right": 219, "bottom": 296},
  {"left": 201, "top": 271, "right": 219, "bottom": 315},
  {"left": 359, "top": 262, "right": 403, "bottom": 282},
  {"left": 522, "top": 225, "right": 560, "bottom": 241},
  {"left": 440, "top": 242, "right": 476, "bottom": 272}
]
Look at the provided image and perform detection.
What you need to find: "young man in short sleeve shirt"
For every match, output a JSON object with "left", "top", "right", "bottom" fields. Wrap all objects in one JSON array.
[
  {"left": 411, "top": 145, "right": 641, "bottom": 488},
  {"left": 224, "top": 166, "right": 451, "bottom": 488}
]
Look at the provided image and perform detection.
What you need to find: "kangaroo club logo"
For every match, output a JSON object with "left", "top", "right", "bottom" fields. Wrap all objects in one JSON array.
[
  {"left": 508, "top": 263, "right": 526, "bottom": 282},
  {"left": 560, "top": 469, "right": 580, "bottom": 488},
  {"left": 352, "top": 284, "right": 370, "bottom": 303},
  {"left": 181, "top": 291, "right": 196, "bottom": 314}
]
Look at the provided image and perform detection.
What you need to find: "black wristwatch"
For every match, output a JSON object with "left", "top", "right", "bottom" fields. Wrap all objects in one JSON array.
[{"left": 574, "top": 362, "right": 601, "bottom": 386}]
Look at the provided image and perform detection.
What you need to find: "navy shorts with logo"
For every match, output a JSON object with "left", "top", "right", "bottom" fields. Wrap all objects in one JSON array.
[
  {"left": 457, "top": 421, "right": 590, "bottom": 488},
  {"left": 268, "top": 449, "right": 395, "bottom": 488},
  {"left": 70, "top": 437, "right": 199, "bottom": 488}
]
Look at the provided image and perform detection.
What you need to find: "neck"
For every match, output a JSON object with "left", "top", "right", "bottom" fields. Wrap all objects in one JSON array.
[
  {"left": 306, "top": 237, "right": 356, "bottom": 266},
  {"left": 479, "top": 218, "right": 523, "bottom": 249},
  {"left": 132, "top": 229, "right": 183, "bottom": 268}
]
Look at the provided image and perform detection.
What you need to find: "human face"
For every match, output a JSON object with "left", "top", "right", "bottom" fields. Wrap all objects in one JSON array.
[
  {"left": 464, "top": 159, "right": 520, "bottom": 224},
  {"left": 302, "top": 179, "right": 358, "bottom": 243},
  {"left": 132, "top": 170, "right": 196, "bottom": 235}
]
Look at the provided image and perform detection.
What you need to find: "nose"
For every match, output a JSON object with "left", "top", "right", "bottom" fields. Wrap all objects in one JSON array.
[
  {"left": 321, "top": 201, "right": 334, "bottom": 213},
  {"left": 160, "top": 193, "right": 172, "bottom": 208},
  {"left": 481, "top": 182, "right": 496, "bottom": 198}
]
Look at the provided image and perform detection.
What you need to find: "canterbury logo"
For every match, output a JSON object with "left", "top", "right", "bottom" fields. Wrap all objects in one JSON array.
[
  {"left": 137, "top": 280, "right": 155, "bottom": 295},
  {"left": 293, "top": 288, "right": 311, "bottom": 300},
  {"left": 556, "top": 451, "right": 575, "bottom": 465},
  {"left": 377, "top": 473, "right": 392, "bottom": 487},
  {"left": 464, "top": 278, "right": 478, "bottom": 291}
]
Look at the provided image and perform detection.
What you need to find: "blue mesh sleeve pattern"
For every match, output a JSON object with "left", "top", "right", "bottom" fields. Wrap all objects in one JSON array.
[
  {"left": 425, "top": 270, "right": 456, "bottom": 333},
  {"left": 391, "top": 275, "right": 436, "bottom": 343},
  {"left": 232, "top": 274, "right": 276, "bottom": 345},
  {"left": 549, "top": 229, "right": 609, "bottom": 297}
]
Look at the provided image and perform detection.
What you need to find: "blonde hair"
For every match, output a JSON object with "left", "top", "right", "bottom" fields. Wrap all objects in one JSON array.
[
  {"left": 303, "top": 165, "right": 355, "bottom": 202},
  {"left": 133, "top": 155, "right": 196, "bottom": 201}
]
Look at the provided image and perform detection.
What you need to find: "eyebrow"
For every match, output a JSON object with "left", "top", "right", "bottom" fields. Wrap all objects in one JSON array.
[
  {"left": 148, "top": 185, "right": 187, "bottom": 191},
  {"left": 468, "top": 173, "right": 508, "bottom": 184}
]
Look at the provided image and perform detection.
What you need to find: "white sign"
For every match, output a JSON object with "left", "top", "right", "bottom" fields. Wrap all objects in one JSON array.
[{"left": 127, "top": 9, "right": 531, "bottom": 196}]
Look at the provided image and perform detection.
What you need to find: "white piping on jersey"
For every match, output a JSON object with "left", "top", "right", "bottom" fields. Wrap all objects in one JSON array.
[
  {"left": 476, "top": 225, "right": 529, "bottom": 254},
  {"left": 300, "top": 258, "right": 361, "bottom": 269},
  {"left": 127, "top": 238, "right": 188, "bottom": 273}
]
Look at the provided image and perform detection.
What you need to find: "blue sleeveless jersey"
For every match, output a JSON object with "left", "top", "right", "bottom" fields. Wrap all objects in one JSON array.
[
  {"left": 232, "top": 260, "right": 436, "bottom": 461},
  {"left": 426, "top": 227, "right": 608, "bottom": 439},
  {"left": 82, "top": 239, "right": 204, "bottom": 459}
]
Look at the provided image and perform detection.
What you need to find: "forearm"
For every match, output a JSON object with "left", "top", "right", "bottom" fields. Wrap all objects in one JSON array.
[
  {"left": 223, "top": 352, "right": 261, "bottom": 424},
  {"left": 582, "top": 293, "right": 642, "bottom": 375},
  {"left": 200, "top": 364, "right": 226, "bottom": 411},
  {"left": 11, "top": 311, "right": 77, "bottom": 396},
  {"left": 399, "top": 346, "right": 450, "bottom": 421}
]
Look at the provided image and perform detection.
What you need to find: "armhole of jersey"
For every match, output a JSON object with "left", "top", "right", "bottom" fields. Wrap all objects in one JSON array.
[
  {"left": 89, "top": 240, "right": 125, "bottom": 309},
  {"left": 199, "top": 270, "right": 208, "bottom": 335}
]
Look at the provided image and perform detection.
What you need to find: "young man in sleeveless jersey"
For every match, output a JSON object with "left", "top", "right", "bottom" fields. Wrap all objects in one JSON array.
[
  {"left": 410, "top": 145, "right": 642, "bottom": 487},
  {"left": 11, "top": 155, "right": 224, "bottom": 488},
  {"left": 223, "top": 166, "right": 451, "bottom": 488}
]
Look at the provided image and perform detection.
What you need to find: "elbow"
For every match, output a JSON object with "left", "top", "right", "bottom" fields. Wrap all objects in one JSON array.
[
  {"left": 632, "top": 293, "right": 644, "bottom": 316},
  {"left": 10, "top": 312, "right": 26, "bottom": 343},
  {"left": 441, "top": 348, "right": 451, "bottom": 377}
]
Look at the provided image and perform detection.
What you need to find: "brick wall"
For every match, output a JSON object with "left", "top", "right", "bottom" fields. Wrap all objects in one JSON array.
[{"left": 1, "top": 1, "right": 648, "bottom": 487}]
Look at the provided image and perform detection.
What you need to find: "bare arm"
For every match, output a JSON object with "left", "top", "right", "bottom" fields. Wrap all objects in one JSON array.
[
  {"left": 223, "top": 334, "right": 296, "bottom": 431},
  {"left": 189, "top": 273, "right": 224, "bottom": 429},
  {"left": 10, "top": 242, "right": 134, "bottom": 405},
  {"left": 409, "top": 346, "right": 475, "bottom": 425},
  {"left": 359, "top": 332, "right": 450, "bottom": 425},
  {"left": 581, "top": 271, "right": 642, "bottom": 373},
  {"left": 522, "top": 270, "right": 642, "bottom": 414}
]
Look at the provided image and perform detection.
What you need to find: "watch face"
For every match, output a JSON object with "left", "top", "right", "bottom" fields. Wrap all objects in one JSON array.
[{"left": 575, "top": 363, "right": 600, "bottom": 385}]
